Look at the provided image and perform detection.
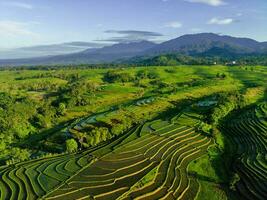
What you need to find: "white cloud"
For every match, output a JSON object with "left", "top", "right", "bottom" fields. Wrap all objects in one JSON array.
[
  {"left": 0, "top": 20, "right": 38, "bottom": 37},
  {"left": 165, "top": 21, "right": 183, "bottom": 28},
  {"left": 184, "top": 0, "right": 226, "bottom": 6},
  {"left": 2, "top": 1, "right": 33, "bottom": 9},
  {"left": 208, "top": 17, "right": 234, "bottom": 25}
]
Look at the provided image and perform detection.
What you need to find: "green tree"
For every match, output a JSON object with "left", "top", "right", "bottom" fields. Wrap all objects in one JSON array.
[
  {"left": 230, "top": 173, "right": 240, "bottom": 191},
  {"left": 0, "top": 140, "right": 6, "bottom": 151},
  {"left": 0, "top": 92, "right": 13, "bottom": 109},
  {"left": 156, "top": 55, "right": 168, "bottom": 65},
  {"left": 221, "top": 73, "right": 226, "bottom": 79},
  {"left": 57, "top": 103, "right": 66, "bottom": 116},
  {"left": 103, "top": 70, "right": 135, "bottom": 83},
  {"left": 147, "top": 71, "right": 159, "bottom": 79},
  {"left": 66, "top": 139, "right": 78, "bottom": 153},
  {"left": 8, "top": 148, "right": 30, "bottom": 163},
  {"left": 167, "top": 59, "right": 178, "bottom": 66},
  {"left": 136, "top": 70, "right": 148, "bottom": 79}
]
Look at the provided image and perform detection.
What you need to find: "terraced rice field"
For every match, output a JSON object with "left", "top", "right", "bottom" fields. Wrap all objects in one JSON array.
[
  {"left": 1, "top": 102, "right": 266, "bottom": 200},
  {"left": 223, "top": 103, "right": 267, "bottom": 200},
  {"left": 0, "top": 149, "right": 96, "bottom": 200},
  {"left": 0, "top": 114, "right": 213, "bottom": 200}
]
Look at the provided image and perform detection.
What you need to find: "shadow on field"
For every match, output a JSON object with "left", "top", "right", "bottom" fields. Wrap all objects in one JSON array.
[
  {"left": 188, "top": 172, "right": 218, "bottom": 183},
  {"left": 210, "top": 126, "right": 240, "bottom": 200},
  {"left": 15, "top": 119, "right": 74, "bottom": 152},
  {"left": 213, "top": 104, "right": 264, "bottom": 200}
]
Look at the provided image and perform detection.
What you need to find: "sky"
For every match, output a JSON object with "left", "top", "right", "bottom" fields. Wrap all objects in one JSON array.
[{"left": 0, "top": 0, "right": 267, "bottom": 49}]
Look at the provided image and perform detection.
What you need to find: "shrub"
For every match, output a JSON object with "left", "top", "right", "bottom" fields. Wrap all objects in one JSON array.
[
  {"left": 57, "top": 103, "right": 66, "bottom": 116},
  {"left": 198, "top": 122, "right": 212, "bottom": 136},
  {"left": 104, "top": 70, "right": 135, "bottom": 83},
  {"left": 229, "top": 173, "right": 240, "bottom": 191},
  {"left": 66, "top": 139, "right": 78, "bottom": 153},
  {"left": 136, "top": 70, "right": 159, "bottom": 80}
]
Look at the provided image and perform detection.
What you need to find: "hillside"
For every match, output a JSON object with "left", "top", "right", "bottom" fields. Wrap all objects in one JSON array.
[{"left": 145, "top": 33, "right": 267, "bottom": 55}]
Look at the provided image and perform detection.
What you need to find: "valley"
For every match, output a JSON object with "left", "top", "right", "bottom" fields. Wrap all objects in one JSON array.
[{"left": 0, "top": 65, "right": 266, "bottom": 199}]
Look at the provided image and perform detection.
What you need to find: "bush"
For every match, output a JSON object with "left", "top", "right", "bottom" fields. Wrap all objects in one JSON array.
[
  {"left": 198, "top": 122, "right": 212, "bottom": 136},
  {"left": 136, "top": 70, "right": 159, "bottom": 80},
  {"left": 136, "top": 70, "right": 148, "bottom": 79},
  {"left": 229, "top": 173, "right": 240, "bottom": 191},
  {"left": 6, "top": 148, "right": 31, "bottom": 164},
  {"left": 147, "top": 71, "right": 160, "bottom": 79},
  {"left": 57, "top": 103, "right": 66, "bottom": 116},
  {"left": 85, "top": 127, "right": 111, "bottom": 146},
  {"left": 103, "top": 70, "right": 135, "bottom": 83},
  {"left": 66, "top": 139, "right": 78, "bottom": 153}
]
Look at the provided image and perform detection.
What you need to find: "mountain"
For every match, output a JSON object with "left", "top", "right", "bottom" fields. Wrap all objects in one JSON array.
[
  {"left": 144, "top": 33, "right": 267, "bottom": 56},
  {"left": 0, "top": 41, "right": 156, "bottom": 66},
  {"left": 0, "top": 33, "right": 266, "bottom": 66},
  {"left": 83, "top": 40, "right": 156, "bottom": 54},
  {"left": 261, "top": 42, "right": 267, "bottom": 48},
  {"left": 0, "top": 42, "right": 107, "bottom": 59}
]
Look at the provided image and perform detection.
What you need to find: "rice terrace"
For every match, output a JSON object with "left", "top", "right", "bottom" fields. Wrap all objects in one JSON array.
[
  {"left": 0, "top": 0, "right": 267, "bottom": 200},
  {"left": 0, "top": 65, "right": 266, "bottom": 200}
]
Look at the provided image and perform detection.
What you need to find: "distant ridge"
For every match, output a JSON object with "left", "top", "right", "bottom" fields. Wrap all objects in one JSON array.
[
  {"left": 0, "top": 42, "right": 107, "bottom": 59},
  {"left": 0, "top": 33, "right": 266, "bottom": 66},
  {"left": 144, "top": 33, "right": 267, "bottom": 55}
]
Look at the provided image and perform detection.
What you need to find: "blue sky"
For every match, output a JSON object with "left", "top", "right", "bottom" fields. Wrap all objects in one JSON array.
[{"left": 0, "top": 0, "right": 267, "bottom": 48}]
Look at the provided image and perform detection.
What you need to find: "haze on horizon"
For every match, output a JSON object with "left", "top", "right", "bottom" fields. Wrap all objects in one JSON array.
[{"left": 0, "top": 0, "right": 266, "bottom": 53}]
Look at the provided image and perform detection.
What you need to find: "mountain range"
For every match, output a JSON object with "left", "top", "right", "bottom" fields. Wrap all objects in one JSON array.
[
  {"left": 0, "top": 33, "right": 266, "bottom": 66},
  {"left": 0, "top": 42, "right": 108, "bottom": 59}
]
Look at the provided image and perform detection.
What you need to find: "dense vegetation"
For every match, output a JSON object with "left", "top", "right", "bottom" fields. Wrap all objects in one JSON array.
[
  {"left": 0, "top": 65, "right": 266, "bottom": 199},
  {"left": 129, "top": 54, "right": 267, "bottom": 66}
]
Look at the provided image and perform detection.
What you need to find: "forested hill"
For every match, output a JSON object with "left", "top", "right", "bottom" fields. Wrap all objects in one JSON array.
[{"left": 126, "top": 53, "right": 267, "bottom": 66}]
